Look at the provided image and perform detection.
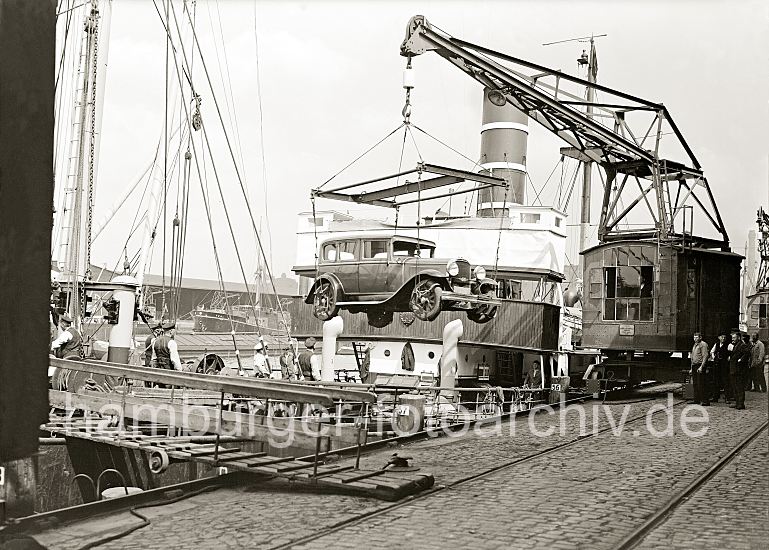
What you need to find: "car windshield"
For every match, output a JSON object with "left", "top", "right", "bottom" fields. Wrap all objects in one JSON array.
[{"left": 392, "top": 240, "right": 434, "bottom": 258}]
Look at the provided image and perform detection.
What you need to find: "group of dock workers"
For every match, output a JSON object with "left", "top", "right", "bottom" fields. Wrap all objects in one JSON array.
[
  {"left": 254, "top": 337, "right": 321, "bottom": 381},
  {"left": 140, "top": 324, "right": 321, "bottom": 382},
  {"left": 690, "top": 330, "right": 767, "bottom": 409}
]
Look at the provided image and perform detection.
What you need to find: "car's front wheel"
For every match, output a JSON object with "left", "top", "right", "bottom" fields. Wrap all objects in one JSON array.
[
  {"left": 409, "top": 279, "right": 442, "bottom": 321},
  {"left": 313, "top": 280, "right": 340, "bottom": 321}
]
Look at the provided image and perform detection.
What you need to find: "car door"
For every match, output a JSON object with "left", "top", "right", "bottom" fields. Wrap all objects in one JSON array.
[
  {"left": 358, "top": 238, "right": 390, "bottom": 295},
  {"left": 334, "top": 239, "right": 360, "bottom": 295}
]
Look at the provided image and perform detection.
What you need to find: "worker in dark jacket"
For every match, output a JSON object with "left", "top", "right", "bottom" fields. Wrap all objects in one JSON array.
[
  {"left": 143, "top": 323, "right": 162, "bottom": 368},
  {"left": 50, "top": 314, "right": 84, "bottom": 359},
  {"left": 728, "top": 331, "right": 750, "bottom": 410},
  {"left": 709, "top": 333, "right": 730, "bottom": 403},
  {"left": 152, "top": 321, "right": 182, "bottom": 371},
  {"left": 297, "top": 337, "right": 318, "bottom": 381}
]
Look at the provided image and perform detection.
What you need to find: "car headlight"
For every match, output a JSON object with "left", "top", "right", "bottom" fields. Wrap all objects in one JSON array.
[
  {"left": 473, "top": 266, "right": 486, "bottom": 280},
  {"left": 446, "top": 260, "right": 459, "bottom": 277}
]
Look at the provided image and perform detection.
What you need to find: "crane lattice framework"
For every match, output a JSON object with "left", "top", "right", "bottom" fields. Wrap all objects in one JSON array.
[
  {"left": 400, "top": 16, "right": 730, "bottom": 250},
  {"left": 757, "top": 207, "right": 769, "bottom": 291}
]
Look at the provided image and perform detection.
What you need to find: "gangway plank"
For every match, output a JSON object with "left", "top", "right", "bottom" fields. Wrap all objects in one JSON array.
[
  {"left": 50, "top": 357, "right": 378, "bottom": 405},
  {"left": 43, "top": 417, "right": 434, "bottom": 501}
]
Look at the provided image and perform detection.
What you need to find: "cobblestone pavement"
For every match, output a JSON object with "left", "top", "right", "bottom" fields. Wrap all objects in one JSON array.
[
  {"left": 29, "top": 391, "right": 768, "bottom": 550},
  {"left": 635, "top": 430, "right": 768, "bottom": 550}
]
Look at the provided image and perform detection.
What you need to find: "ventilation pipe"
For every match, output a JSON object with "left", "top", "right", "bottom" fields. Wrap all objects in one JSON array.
[
  {"left": 321, "top": 316, "right": 344, "bottom": 381},
  {"left": 439, "top": 319, "right": 463, "bottom": 397},
  {"left": 107, "top": 275, "right": 138, "bottom": 364}
]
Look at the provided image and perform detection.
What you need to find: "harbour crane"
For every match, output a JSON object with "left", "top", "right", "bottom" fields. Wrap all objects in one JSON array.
[{"left": 400, "top": 15, "right": 730, "bottom": 251}]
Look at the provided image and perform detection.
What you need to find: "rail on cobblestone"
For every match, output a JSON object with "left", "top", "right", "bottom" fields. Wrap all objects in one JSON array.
[
  {"left": 611, "top": 419, "right": 769, "bottom": 550},
  {"left": 273, "top": 397, "right": 690, "bottom": 550}
]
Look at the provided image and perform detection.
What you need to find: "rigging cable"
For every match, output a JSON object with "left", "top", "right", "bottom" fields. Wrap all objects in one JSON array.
[
  {"left": 251, "top": 1, "right": 274, "bottom": 270},
  {"left": 168, "top": 1, "right": 262, "bottom": 334},
  {"left": 492, "top": 157, "right": 511, "bottom": 281},
  {"left": 179, "top": 0, "right": 303, "bottom": 339},
  {"left": 157, "top": 0, "right": 251, "bottom": 369}
]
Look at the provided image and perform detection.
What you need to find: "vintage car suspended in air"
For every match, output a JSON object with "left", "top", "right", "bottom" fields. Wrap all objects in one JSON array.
[{"left": 305, "top": 234, "right": 499, "bottom": 325}]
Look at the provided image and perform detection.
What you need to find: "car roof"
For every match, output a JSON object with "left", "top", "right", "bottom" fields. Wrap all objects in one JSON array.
[{"left": 320, "top": 233, "right": 436, "bottom": 247}]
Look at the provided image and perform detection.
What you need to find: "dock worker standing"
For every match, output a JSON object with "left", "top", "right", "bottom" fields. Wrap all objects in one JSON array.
[
  {"left": 709, "top": 333, "right": 731, "bottom": 403},
  {"left": 523, "top": 360, "right": 543, "bottom": 388},
  {"left": 690, "top": 332, "right": 710, "bottom": 406},
  {"left": 750, "top": 333, "right": 766, "bottom": 392},
  {"left": 280, "top": 346, "right": 302, "bottom": 381},
  {"left": 298, "top": 337, "right": 321, "bottom": 381},
  {"left": 144, "top": 322, "right": 162, "bottom": 368},
  {"left": 728, "top": 330, "right": 750, "bottom": 410},
  {"left": 153, "top": 321, "right": 182, "bottom": 371},
  {"left": 50, "top": 314, "right": 84, "bottom": 359},
  {"left": 253, "top": 340, "right": 271, "bottom": 378}
]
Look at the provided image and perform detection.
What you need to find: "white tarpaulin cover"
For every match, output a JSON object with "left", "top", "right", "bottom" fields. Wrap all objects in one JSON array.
[{"left": 294, "top": 208, "right": 566, "bottom": 276}]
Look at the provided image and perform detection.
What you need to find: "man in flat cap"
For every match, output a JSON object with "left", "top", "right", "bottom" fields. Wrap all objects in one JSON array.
[
  {"left": 298, "top": 337, "right": 321, "bottom": 381},
  {"left": 152, "top": 321, "right": 182, "bottom": 372},
  {"left": 50, "top": 314, "right": 84, "bottom": 359}
]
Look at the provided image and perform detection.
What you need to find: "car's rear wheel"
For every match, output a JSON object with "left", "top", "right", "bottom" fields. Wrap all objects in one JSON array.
[
  {"left": 313, "top": 280, "right": 340, "bottom": 321},
  {"left": 410, "top": 279, "right": 442, "bottom": 321}
]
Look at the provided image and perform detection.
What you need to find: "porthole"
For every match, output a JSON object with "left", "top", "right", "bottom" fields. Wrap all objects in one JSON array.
[
  {"left": 384, "top": 349, "right": 391, "bottom": 357},
  {"left": 428, "top": 351, "right": 435, "bottom": 360}
]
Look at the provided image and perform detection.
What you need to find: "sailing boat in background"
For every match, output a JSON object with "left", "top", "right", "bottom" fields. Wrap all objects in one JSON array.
[{"left": 51, "top": 0, "right": 293, "bottom": 369}]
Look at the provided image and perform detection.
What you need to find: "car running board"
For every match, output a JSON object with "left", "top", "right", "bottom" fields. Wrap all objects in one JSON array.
[
  {"left": 440, "top": 292, "right": 501, "bottom": 306},
  {"left": 336, "top": 300, "right": 389, "bottom": 306}
]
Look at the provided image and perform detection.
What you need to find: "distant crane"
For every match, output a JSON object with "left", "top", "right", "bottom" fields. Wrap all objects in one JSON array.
[{"left": 756, "top": 207, "right": 769, "bottom": 291}]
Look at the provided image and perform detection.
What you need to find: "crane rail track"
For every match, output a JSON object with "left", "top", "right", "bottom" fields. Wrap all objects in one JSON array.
[
  {"left": 612, "top": 419, "right": 768, "bottom": 550},
  {"left": 271, "top": 397, "right": 688, "bottom": 550}
]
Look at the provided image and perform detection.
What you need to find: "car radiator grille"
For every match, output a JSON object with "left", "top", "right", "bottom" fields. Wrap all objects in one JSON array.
[{"left": 456, "top": 259, "right": 471, "bottom": 280}]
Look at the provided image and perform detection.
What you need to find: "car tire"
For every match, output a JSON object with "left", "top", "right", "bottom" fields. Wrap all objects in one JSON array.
[
  {"left": 468, "top": 291, "right": 498, "bottom": 323},
  {"left": 410, "top": 279, "right": 442, "bottom": 321},
  {"left": 313, "top": 279, "right": 340, "bottom": 321},
  {"left": 468, "top": 305, "right": 497, "bottom": 324}
]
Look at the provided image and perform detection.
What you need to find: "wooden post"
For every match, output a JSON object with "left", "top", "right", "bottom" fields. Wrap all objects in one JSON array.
[
  {"left": 0, "top": 458, "right": 38, "bottom": 519},
  {"left": 0, "top": 0, "right": 56, "bottom": 518}
]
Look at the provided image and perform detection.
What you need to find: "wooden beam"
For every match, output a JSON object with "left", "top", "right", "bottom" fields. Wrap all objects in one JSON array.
[{"left": 50, "top": 358, "right": 377, "bottom": 405}]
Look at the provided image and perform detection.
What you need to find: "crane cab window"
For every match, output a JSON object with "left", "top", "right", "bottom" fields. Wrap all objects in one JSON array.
[{"left": 602, "top": 246, "right": 655, "bottom": 321}]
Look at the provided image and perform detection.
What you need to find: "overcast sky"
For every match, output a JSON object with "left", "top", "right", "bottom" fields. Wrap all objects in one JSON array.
[{"left": 75, "top": 0, "right": 768, "bottom": 291}]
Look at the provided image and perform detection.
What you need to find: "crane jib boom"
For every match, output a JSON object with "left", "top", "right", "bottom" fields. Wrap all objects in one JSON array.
[{"left": 399, "top": 15, "right": 729, "bottom": 249}]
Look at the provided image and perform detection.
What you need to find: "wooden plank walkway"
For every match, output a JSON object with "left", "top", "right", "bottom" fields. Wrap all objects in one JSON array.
[{"left": 43, "top": 417, "right": 434, "bottom": 501}]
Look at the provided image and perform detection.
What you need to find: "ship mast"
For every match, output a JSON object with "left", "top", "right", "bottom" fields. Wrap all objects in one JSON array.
[
  {"left": 578, "top": 37, "right": 599, "bottom": 276},
  {"left": 54, "top": 0, "right": 112, "bottom": 326},
  {"left": 543, "top": 33, "right": 605, "bottom": 299}
]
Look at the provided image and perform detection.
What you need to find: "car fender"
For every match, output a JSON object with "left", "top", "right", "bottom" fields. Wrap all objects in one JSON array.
[
  {"left": 386, "top": 271, "right": 449, "bottom": 306},
  {"left": 304, "top": 274, "right": 344, "bottom": 304},
  {"left": 477, "top": 277, "right": 498, "bottom": 293}
]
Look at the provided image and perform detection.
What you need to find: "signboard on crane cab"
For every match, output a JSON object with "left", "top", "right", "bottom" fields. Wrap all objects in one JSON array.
[{"left": 619, "top": 324, "right": 635, "bottom": 336}]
